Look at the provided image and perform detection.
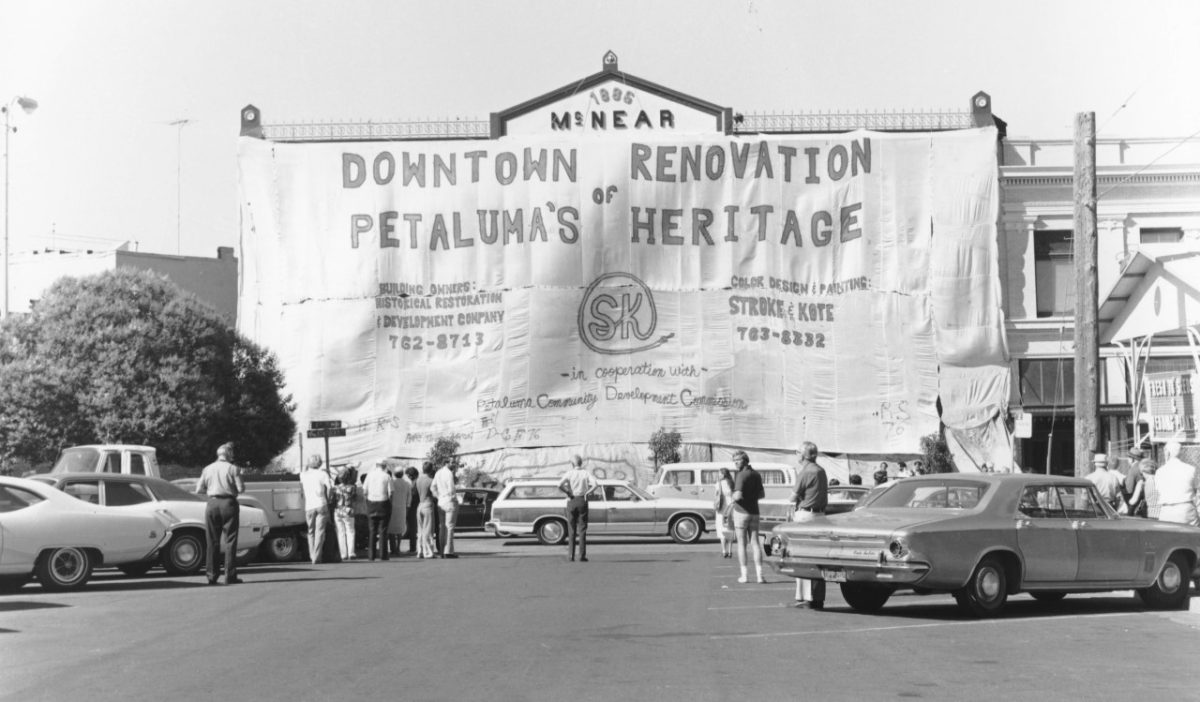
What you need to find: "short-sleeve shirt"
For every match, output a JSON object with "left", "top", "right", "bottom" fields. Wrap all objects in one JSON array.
[
  {"left": 792, "top": 460, "right": 828, "bottom": 512},
  {"left": 733, "top": 467, "right": 765, "bottom": 515},
  {"left": 300, "top": 468, "right": 332, "bottom": 509},
  {"left": 195, "top": 459, "right": 243, "bottom": 497}
]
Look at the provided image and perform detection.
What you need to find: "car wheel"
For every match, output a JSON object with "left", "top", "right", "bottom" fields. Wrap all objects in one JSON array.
[
  {"left": 1138, "top": 552, "right": 1190, "bottom": 610},
  {"left": 536, "top": 519, "right": 566, "bottom": 545},
  {"left": 669, "top": 515, "right": 703, "bottom": 544},
  {"left": 118, "top": 562, "right": 155, "bottom": 577},
  {"left": 1030, "top": 592, "right": 1066, "bottom": 603},
  {"left": 162, "top": 531, "right": 206, "bottom": 576},
  {"left": 36, "top": 547, "right": 93, "bottom": 591},
  {"left": 262, "top": 532, "right": 301, "bottom": 562},
  {"left": 840, "top": 583, "right": 894, "bottom": 612},
  {"left": 954, "top": 555, "right": 1008, "bottom": 618},
  {"left": 0, "top": 575, "right": 30, "bottom": 593}
]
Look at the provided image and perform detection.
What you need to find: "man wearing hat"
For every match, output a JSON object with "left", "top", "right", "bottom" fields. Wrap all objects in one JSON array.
[{"left": 1086, "top": 453, "right": 1126, "bottom": 511}]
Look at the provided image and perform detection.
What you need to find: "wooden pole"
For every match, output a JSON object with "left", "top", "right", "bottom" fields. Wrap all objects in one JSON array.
[{"left": 1073, "top": 112, "right": 1099, "bottom": 477}]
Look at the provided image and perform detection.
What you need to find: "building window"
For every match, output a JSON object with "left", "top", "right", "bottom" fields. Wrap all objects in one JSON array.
[
  {"left": 1020, "top": 358, "right": 1074, "bottom": 406},
  {"left": 1140, "top": 227, "right": 1183, "bottom": 244},
  {"left": 1034, "top": 230, "right": 1074, "bottom": 317}
]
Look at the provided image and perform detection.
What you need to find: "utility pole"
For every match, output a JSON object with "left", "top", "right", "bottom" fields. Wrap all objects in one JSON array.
[
  {"left": 1073, "top": 112, "right": 1099, "bottom": 477},
  {"left": 167, "top": 119, "right": 191, "bottom": 254}
]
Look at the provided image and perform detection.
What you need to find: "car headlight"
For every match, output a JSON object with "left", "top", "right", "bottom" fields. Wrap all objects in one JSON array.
[{"left": 888, "top": 536, "right": 910, "bottom": 560}]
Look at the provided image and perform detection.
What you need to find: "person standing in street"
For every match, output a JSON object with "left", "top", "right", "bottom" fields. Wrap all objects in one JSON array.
[
  {"left": 790, "top": 441, "right": 828, "bottom": 609},
  {"left": 558, "top": 454, "right": 598, "bottom": 562},
  {"left": 713, "top": 468, "right": 735, "bottom": 558},
  {"left": 299, "top": 454, "right": 333, "bottom": 564},
  {"left": 194, "top": 442, "right": 244, "bottom": 585},
  {"left": 363, "top": 460, "right": 394, "bottom": 561},
  {"left": 1155, "top": 441, "right": 1200, "bottom": 526},
  {"left": 431, "top": 461, "right": 459, "bottom": 558},
  {"left": 1124, "top": 446, "right": 1150, "bottom": 518},
  {"left": 387, "top": 466, "right": 411, "bottom": 556},
  {"left": 415, "top": 461, "right": 437, "bottom": 558},
  {"left": 1087, "top": 453, "right": 1127, "bottom": 512},
  {"left": 730, "top": 450, "right": 766, "bottom": 584},
  {"left": 332, "top": 466, "right": 359, "bottom": 560},
  {"left": 404, "top": 466, "right": 420, "bottom": 555}
]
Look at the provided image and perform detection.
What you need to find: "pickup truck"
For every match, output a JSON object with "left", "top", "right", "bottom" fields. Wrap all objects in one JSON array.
[{"left": 51, "top": 444, "right": 308, "bottom": 563}]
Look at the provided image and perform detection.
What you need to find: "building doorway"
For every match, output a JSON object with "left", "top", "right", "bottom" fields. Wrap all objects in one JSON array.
[{"left": 1024, "top": 416, "right": 1075, "bottom": 476}]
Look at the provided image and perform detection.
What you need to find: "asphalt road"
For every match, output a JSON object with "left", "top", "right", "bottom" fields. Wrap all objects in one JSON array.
[{"left": 3, "top": 533, "right": 1199, "bottom": 701}]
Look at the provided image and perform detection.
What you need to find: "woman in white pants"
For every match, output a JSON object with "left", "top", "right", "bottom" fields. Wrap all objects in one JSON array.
[
  {"left": 713, "top": 468, "right": 735, "bottom": 557},
  {"left": 416, "top": 462, "right": 438, "bottom": 558},
  {"left": 332, "top": 467, "right": 358, "bottom": 560}
]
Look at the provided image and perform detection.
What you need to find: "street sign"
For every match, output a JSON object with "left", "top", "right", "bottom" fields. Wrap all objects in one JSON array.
[
  {"left": 306, "top": 427, "right": 347, "bottom": 439},
  {"left": 310, "top": 420, "right": 343, "bottom": 430}
]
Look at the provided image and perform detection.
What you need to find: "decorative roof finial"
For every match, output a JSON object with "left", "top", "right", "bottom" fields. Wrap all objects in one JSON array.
[{"left": 603, "top": 51, "right": 618, "bottom": 73}]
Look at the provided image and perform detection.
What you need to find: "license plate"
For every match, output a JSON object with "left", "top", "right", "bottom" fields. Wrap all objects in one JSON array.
[{"left": 821, "top": 568, "right": 847, "bottom": 583}]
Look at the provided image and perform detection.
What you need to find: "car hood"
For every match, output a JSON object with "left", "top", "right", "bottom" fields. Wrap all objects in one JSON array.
[{"left": 773, "top": 507, "right": 959, "bottom": 537}]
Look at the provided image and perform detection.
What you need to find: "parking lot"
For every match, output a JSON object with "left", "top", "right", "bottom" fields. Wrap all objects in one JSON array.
[{"left": 3, "top": 533, "right": 1200, "bottom": 701}]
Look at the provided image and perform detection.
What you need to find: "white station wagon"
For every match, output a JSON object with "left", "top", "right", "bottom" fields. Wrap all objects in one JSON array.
[{"left": 486, "top": 478, "right": 715, "bottom": 545}]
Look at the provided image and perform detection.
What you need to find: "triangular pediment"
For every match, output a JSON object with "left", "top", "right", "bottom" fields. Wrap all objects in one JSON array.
[{"left": 492, "top": 52, "right": 730, "bottom": 137}]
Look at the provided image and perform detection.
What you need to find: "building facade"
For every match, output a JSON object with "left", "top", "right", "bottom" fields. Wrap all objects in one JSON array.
[
  {"left": 1000, "top": 137, "right": 1200, "bottom": 473},
  {"left": 237, "top": 54, "right": 1198, "bottom": 477},
  {"left": 9, "top": 244, "right": 238, "bottom": 326}
]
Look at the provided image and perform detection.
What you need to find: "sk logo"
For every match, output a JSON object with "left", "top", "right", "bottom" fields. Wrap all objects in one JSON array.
[{"left": 578, "top": 273, "right": 674, "bottom": 355}]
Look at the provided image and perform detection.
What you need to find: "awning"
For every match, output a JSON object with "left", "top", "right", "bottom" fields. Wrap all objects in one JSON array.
[{"left": 1102, "top": 250, "right": 1200, "bottom": 344}]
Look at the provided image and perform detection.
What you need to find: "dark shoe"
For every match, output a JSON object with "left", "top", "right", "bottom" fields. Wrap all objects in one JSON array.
[
  {"left": 225, "top": 577, "right": 244, "bottom": 585},
  {"left": 580, "top": 557, "right": 588, "bottom": 562},
  {"left": 207, "top": 578, "right": 219, "bottom": 586},
  {"left": 443, "top": 554, "right": 458, "bottom": 559}
]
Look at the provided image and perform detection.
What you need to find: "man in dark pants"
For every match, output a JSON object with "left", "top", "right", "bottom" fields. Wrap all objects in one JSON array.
[
  {"left": 558, "top": 454, "right": 597, "bottom": 562},
  {"left": 791, "top": 441, "right": 828, "bottom": 609},
  {"left": 194, "top": 442, "right": 244, "bottom": 585},
  {"left": 362, "top": 460, "right": 393, "bottom": 561}
]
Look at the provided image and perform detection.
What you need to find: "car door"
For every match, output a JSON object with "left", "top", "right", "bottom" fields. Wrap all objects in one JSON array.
[
  {"left": 1061, "top": 485, "right": 1142, "bottom": 582},
  {"left": 457, "top": 490, "right": 486, "bottom": 530},
  {"left": 602, "top": 484, "right": 656, "bottom": 535},
  {"left": 1014, "top": 484, "right": 1079, "bottom": 583}
]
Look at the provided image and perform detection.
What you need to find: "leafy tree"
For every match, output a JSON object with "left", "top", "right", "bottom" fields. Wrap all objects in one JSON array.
[
  {"left": 0, "top": 269, "right": 295, "bottom": 470},
  {"left": 427, "top": 436, "right": 460, "bottom": 469},
  {"left": 920, "top": 429, "right": 955, "bottom": 474},
  {"left": 648, "top": 427, "right": 682, "bottom": 472}
]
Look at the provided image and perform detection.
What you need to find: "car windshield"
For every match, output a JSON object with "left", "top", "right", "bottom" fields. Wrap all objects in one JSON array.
[
  {"left": 51, "top": 447, "right": 100, "bottom": 473},
  {"left": 867, "top": 479, "right": 989, "bottom": 509}
]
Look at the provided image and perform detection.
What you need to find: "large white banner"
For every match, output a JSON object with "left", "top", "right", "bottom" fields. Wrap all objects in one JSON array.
[{"left": 238, "top": 128, "right": 1006, "bottom": 460}]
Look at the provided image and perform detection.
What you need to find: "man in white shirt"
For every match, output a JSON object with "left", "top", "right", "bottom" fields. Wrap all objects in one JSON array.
[
  {"left": 430, "top": 462, "right": 459, "bottom": 558},
  {"left": 362, "top": 460, "right": 394, "bottom": 561},
  {"left": 1086, "top": 453, "right": 1126, "bottom": 511},
  {"left": 1156, "top": 441, "right": 1200, "bottom": 527},
  {"left": 558, "top": 455, "right": 598, "bottom": 562},
  {"left": 299, "top": 455, "right": 333, "bottom": 564}
]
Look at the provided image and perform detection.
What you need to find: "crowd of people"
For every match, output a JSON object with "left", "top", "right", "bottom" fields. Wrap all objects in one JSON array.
[
  {"left": 1090, "top": 440, "right": 1200, "bottom": 526},
  {"left": 297, "top": 455, "right": 464, "bottom": 564}
]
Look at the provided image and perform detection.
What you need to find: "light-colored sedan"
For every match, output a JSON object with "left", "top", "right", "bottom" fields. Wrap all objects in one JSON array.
[
  {"left": 486, "top": 478, "right": 715, "bottom": 544},
  {"left": 32, "top": 474, "right": 268, "bottom": 576},
  {"left": 0, "top": 476, "right": 175, "bottom": 591},
  {"left": 768, "top": 473, "right": 1200, "bottom": 617}
]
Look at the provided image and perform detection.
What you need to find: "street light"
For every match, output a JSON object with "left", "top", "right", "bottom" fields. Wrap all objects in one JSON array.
[{"left": 3, "top": 95, "right": 39, "bottom": 319}]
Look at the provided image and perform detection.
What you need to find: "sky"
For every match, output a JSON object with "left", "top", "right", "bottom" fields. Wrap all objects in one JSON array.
[{"left": 2, "top": 0, "right": 1197, "bottom": 260}]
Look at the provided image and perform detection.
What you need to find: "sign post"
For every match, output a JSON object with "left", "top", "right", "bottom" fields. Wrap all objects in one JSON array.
[{"left": 307, "top": 421, "right": 346, "bottom": 471}]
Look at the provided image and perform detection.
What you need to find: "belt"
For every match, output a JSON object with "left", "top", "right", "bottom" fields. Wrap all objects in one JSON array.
[{"left": 209, "top": 494, "right": 236, "bottom": 499}]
